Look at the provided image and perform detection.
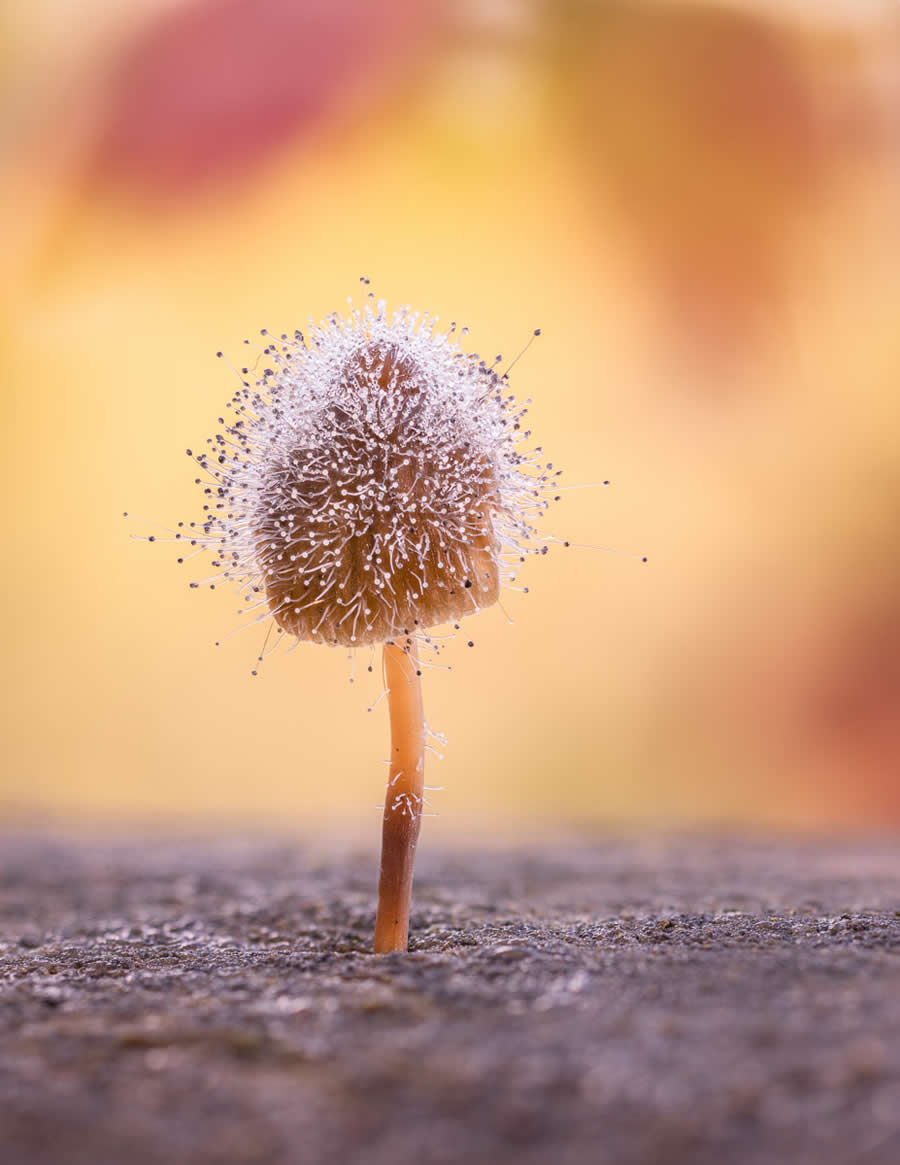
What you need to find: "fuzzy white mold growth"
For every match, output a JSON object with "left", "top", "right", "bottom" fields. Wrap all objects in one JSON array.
[{"left": 183, "top": 289, "right": 559, "bottom": 649}]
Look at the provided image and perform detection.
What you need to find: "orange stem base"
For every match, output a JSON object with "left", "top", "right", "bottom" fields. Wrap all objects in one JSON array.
[{"left": 373, "top": 642, "right": 425, "bottom": 954}]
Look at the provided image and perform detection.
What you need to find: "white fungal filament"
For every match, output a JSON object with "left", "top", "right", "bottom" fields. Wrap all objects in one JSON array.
[{"left": 179, "top": 289, "right": 560, "bottom": 650}]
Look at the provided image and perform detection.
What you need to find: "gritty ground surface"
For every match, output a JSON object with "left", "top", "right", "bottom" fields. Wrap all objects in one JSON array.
[{"left": 1, "top": 831, "right": 898, "bottom": 1165}]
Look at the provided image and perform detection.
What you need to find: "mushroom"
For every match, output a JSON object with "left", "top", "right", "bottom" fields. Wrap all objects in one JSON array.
[{"left": 171, "top": 288, "right": 558, "bottom": 952}]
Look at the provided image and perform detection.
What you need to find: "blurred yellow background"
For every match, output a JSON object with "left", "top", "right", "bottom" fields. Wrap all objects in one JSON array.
[{"left": 4, "top": 0, "right": 900, "bottom": 836}]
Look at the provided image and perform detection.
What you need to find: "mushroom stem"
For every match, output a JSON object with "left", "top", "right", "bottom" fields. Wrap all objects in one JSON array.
[{"left": 373, "top": 641, "right": 425, "bottom": 953}]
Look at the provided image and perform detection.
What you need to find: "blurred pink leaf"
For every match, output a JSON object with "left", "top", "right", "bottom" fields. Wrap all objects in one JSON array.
[{"left": 94, "top": 0, "right": 441, "bottom": 199}]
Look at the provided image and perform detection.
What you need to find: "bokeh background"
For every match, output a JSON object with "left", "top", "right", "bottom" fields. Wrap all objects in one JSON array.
[{"left": 4, "top": 0, "right": 900, "bottom": 837}]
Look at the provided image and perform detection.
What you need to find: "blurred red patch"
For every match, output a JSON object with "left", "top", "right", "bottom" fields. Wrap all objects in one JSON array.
[
  {"left": 557, "top": 1, "right": 877, "bottom": 369},
  {"left": 802, "top": 600, "right": 900, "bottom": 811},
  {"left": 728, "top": 579, "right": 900, "bottom": 824},
  {"left": 95, "top": 0, "right": 438, "bottom": 200}
]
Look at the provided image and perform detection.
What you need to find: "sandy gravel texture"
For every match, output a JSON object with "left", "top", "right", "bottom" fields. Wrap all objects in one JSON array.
[{"left": 1, "top": 830, "right": 898, "bottom": 1165}]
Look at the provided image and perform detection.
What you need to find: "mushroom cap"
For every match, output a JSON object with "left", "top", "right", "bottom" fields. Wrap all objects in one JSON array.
[
  {"left": 187, "top": 298, "right": 553, "bottom": 652},
  {"left": 258, "top": 341, "right": 500, "bottom": 646}
]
